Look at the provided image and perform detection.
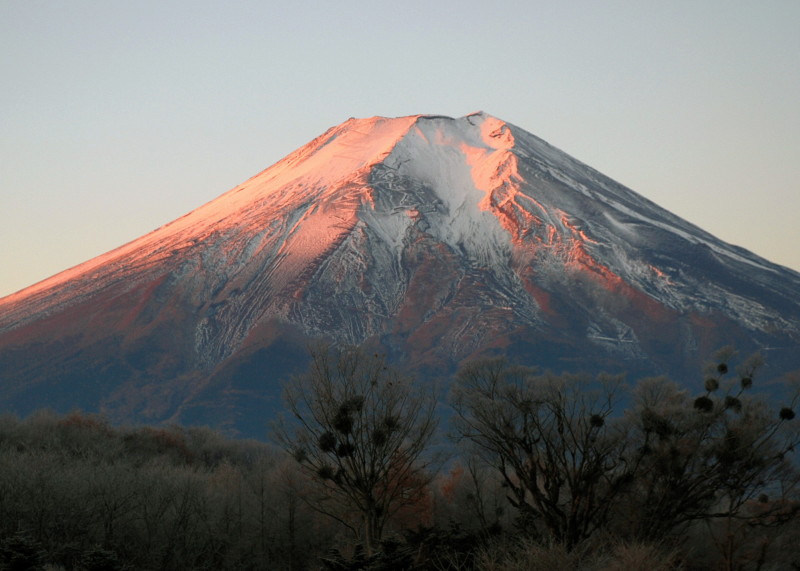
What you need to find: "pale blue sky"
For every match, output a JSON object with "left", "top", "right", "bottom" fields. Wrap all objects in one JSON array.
[{"left": 2, "top": 1, "right": 798, "bottom": 297}]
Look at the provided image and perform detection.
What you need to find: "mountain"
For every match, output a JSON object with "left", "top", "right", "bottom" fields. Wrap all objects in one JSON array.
[{"left": 1, "top": 112, "right": 799, "bottom": 436}]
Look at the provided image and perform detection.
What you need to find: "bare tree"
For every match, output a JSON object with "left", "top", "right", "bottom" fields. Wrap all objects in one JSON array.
[
  {"left": 275, "top": 344, "right": 438, "bottom": 554},
  {"left": 451, "top": 352, "right": 800, "bottom": 554},
  {"left": 622, "top": 351, "right": 800, "bottom": 542},
  {"left": 450, "top": 357, "right": 631, "bottom": 548}
]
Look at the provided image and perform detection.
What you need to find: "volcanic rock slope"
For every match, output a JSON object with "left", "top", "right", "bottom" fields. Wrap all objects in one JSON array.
[{"left": 1, "top": 113, "right": 799, "bottom": 435}]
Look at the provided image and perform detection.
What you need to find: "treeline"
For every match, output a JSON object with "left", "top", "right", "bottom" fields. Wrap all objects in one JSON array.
[
  {"left": 1, "top": 409, "right": 497, "bottom": 570},
  {"left": 1, "top": 346, "right": 800, "bottom": 569},
  {"left": 0, "top": 411, "right": 324, "bottom": 570}
]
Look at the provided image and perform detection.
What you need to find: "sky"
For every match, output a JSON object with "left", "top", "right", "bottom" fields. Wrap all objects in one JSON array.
[{"left": 1, "top": 1, "right": 799, "bottom": 298}]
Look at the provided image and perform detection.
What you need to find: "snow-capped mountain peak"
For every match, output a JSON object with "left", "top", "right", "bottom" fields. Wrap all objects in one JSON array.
[{"left": 1, "top": 113, "right": 798, "bottom": 435}]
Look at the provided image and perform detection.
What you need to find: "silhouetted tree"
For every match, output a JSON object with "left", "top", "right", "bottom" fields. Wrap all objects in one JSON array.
[
  {"left": 451, "top": 352, "right": 800, "bottom": 555},
  {"left": 275, "top": 344, "right": 439, "bottom": 555},
  {"left": 451, "top": 358, "right": 631, "bottom": 548},
  {"left": 621, "top": 350, "right": 800, "bottom": 542}
]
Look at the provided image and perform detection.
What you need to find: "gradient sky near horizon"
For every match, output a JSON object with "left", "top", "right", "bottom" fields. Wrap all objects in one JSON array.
[{"left": 1, "top": 1, "right": 798, "bottom": 298}]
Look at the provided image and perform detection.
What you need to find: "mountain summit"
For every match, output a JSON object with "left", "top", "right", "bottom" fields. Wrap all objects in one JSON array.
[{"left": 2, "top": 112, "right": 799, "bottom": 434}]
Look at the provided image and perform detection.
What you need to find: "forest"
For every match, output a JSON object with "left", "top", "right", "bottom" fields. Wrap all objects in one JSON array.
[{"left": 1, "top": 345, "right": 799, "bottom": 570}]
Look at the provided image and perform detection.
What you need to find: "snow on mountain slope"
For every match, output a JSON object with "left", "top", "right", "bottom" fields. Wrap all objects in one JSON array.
[
  {"left": 3, "top": 111, "right": 798, "bottom": 337},
  {"left": 1, "top": 112, "right": 799, "bottom": 434}
]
